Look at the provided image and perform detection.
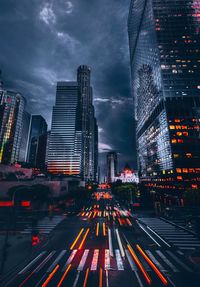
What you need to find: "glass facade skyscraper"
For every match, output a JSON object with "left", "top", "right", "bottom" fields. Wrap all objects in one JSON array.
[
  {"left": 107, "top": 151, "right": 118, "bottom": 183},
  {"left": 128, "top": 0, "right": 200, "bottom": 193},
  {"left": 48, "top": 82, "right": 82, "bottom": 175},
  {"left": 0, "top": 89, "right": 25, "bottom": 164}
]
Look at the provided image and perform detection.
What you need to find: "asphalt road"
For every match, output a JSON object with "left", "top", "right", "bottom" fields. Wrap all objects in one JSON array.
[{"left": 1, "top": 197, "right": 200, "bottom": 287}]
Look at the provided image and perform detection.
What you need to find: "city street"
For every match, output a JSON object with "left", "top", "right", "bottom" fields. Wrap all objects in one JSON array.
[{"left": 1, "top": 197, "right": 200, "bottom": 287}]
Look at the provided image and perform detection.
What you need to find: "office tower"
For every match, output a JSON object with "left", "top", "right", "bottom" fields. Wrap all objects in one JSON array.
[
  {"left": 94, "top": 119, "right": 99, "bottom": 182},
  {"left": 77, "top": 65, "right": 98, "bottom": 181},
  {"left": 48, "top": 82, "right": 82, "bottom": 174},
  {"left": 27, "top": 115, "right": 47, "bottom": 166},
  {"left": 36, "top": 132, "right": 48, "bottom": 170},
  {"left": 19, "top": 111, "right": 31, "bottom": 162},
  {"left": 45, "top": 130, "right": 51, "bottom": 168},
  {"left": 107, "top": 151, "right": 118, "bottom": 183},
  {"left": 128, "top": 0, "right": 200, "bottom": 193},
  {"left": 0, "top": 89, "right": 26, "bottom": 164}
]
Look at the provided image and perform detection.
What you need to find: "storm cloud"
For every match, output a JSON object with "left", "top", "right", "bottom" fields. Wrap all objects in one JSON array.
[{"left": 0, "top": 0, "right": 136, "bottom": 176}]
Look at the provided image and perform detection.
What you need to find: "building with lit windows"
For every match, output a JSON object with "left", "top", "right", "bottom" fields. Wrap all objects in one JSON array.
[
  {"left": 0, "top": 88, "right": 26, "bottom": 165},
  {"left": 48, "top": 82, "right": 81, "bottom": 175},
  {"left": 107, "top": 151, "right": 118, "bottom": 183},
  {"left": 48, "top": 67, "right": 98, "bottom": 181},
  {"left": 114, "top": 164, "right": 139, "bottom": 184},
  {"left": 128, "top": 0, "right": 200, "bottom": 194}
]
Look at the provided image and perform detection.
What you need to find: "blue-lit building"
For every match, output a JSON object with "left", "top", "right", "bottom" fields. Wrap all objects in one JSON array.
[{"left": 128, "top": 0, "right": 200, "bottom": 194}]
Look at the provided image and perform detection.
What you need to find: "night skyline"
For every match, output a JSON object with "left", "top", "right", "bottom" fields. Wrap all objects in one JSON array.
[{"left": 0, "top": 0, "right": 136, "bottom": 173}]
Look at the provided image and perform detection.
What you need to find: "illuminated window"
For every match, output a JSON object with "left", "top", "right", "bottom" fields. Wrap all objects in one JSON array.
[
  {"left": 177, "top": 132, "right": 182, "bottom": 136},
  {"left": 183, "top": 168, "right": 188, "bottom": 173},
  {"left": 192, "top": 184, "right": 198, "bottom": 189},
  {"left": 176, "top": 168, "right": 182, "bottom": 173},
  {"left": 173, "top": 153, "right": 179, "bottom": 158},
  {"left": 182, "top": 125, "right": 187, "bottom": 129},
  {"left": 171, "top": 139, "right": 177, "bottom": 143},
  {"left": 177, "top": 139, "right": 183, "bottom": 143},
  {"left": 174, "top": 119, "right": 181, "bottom": 123},
  {"left": 176, "top": 125, "right": 182, "bottom": 129},
  {"left": 169, "top": 125, "right": 175, "bottom": 129},
  {"left": 177, "top": 176, "right": 183, "bottom": 180},
  {"left": 183, "top": 132, "right": 188, "bottom": 136}
]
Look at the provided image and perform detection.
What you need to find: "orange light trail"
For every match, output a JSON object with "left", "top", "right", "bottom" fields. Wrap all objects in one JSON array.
[
  {"left": 81, "top": 212, "right": 85, "bottom": 217},
  {"left": 93, "top": 211, "right": 97, "bottom": 218},
  {"left": 78, "top": 228, "right": 90, "bottom": 250},
  {"left": 41, "top": 264, "right": 59, "bottom": 287},
  {"left": 136, "top": 245, "right": 168, "bottom": 285},
  {"left": 127, "top": 244, "right": 151, "bottom": 285},
  {"left": 99, "top": 267, "right": 103, "bottom": 287},
  {"left": 96, "top": 223, "right": 99, "bottom": 237},
  {"left": 57, "top": 264, "right": 71, "bottom": 287},
  {"left": 88, "top": 212, "right": 92, "bottom": 218},
  {"left": 118, "top": 218, "right": 123, "bottom": 226},
  {"left": 70, "top": 228, "right": 84, "bottom": 250},
  {"left": 103, "top": 223, "right": 106, "bottom": 236},
  {"left": 83, "top": 268, "right": 89, "bottom": 287},
  {"left": 126, "top": 218, "right": 132, "bottom": 226}
]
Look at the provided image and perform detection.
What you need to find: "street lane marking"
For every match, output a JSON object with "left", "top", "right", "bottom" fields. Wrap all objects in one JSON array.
[
  {"left": 62, "top": 249, "right": 77, "bottom": 271},
  {"left": 96, "top": 223, "right": 99, "bottom": 236},
  {"left": 115, "top": 229, "right": 125, "bottom": 257},
  {"left": 47, "top": 250, "right": 66, "bottom": 273},
  {"left": 106, "top": 270, "right": 109, "bottom": 287},
  {"left": 125, "top": 249, "right": 137, "bottom": 271},
  {"left": 91, "top": 249, "right": 99, "bottom": 271},
  {"left": 18, "top": 251, "right": 46, "bottom": 274},
  {"left": 145, "top": 250, "right": 166, "bottom": 272},
  {"left": 103, "top": 223, "right": 106, "bottom": 236},
  {"left": 78, "top": 228, "right": 90, "bottom": 250},
  {"left": 166, "top": 251, "right": 192, "bottom": 272},
  {"left": 35, "top": 251, "right": 56, "bottom": 273},
  {"left": 156, "top": 250, "right": 179, "bottom": 272},
  {"left": 73, "top": 271, "right": 80, "bottom": 287},
  {"left": 136, "top": 245, "right": 168, "bottom": 286},
  {"left": 83, "top": 268, "right": 89, "bottom": 287},
  {"left": 105, "top": 249, "right": 110, "bottom": 270},
  {"left": 138, "top": 223, "right": 161, "bottom": 247},
  {"left": 108, "top": 228, "right": 114, "bottom": 257},
  {"left": 127, "top": 244, "right": 151, "bottom": 285},
  {"left": 57, "top": 264, "right": 71, "bottom": 287},
  {"left": 77, "top": 249, "right": 89, "bottom": 271},
  {"left": 70, "top": 228, "right": 84, "bottom": 250},
  {"left": 147, "top": 226, "right": 171, "bottom": 247},
  {"left": 115, "top": 249, "right": 124, "bottom": 270},
  {"left": 41, "top": 264, "right": 59, "bottom": 287}
]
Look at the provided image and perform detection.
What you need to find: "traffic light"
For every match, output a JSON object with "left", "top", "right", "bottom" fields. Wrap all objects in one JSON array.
[{"left": 32, "top": 235, "right": 40, "bottom": 246}]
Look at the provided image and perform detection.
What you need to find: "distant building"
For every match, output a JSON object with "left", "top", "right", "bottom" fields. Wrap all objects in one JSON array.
[
  {"left": 114, "top": 164, "right": 139, "bottom": 183},
  {"left": 128, "top": 0, "right": 200, "bottom": 193},
  {"left": 27, "top": 115, "right": 47, "bottom": 167},
  {"left": 19, "top": 111, "right": 31, "bottom": 162},
  {"left": 36, "top": 132, "right": 48, "bottom": 170},
  {"left": 48, "top": 82, "right": 82, "bottom": 175},
  {"left": 0, "top": 88, "right": 26, "bottom": 164},
  {"left": 107, "top": 151, "right": 118, "bottom": 183}
]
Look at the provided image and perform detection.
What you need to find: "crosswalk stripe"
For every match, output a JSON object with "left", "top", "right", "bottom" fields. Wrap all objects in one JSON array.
[
  {"left": 18, "top": 252, "right": 46, "bottom": 274},
  {"left": 77, "top": 249, "right": 89, "bottom": 271},
  {"left": 62, "top": 250, "right": 77, "bottom": 271},
  {"left": 115, "top": 249, "right": 124, "bottom": 270},
  {"left": 145, "top": 250, "right": 166, "bottom": 272},
  {"left": 166, "top": 251, "right": 192, "bottom": 272},
  {"left": 91, "top": 249, "right": 99, "bottom": 271},
  {"left": 105, "top": 249, "right": 110, "bottom": 270},
  {"left": 156, "top": 250, "right": 179, "bottom": 272}
]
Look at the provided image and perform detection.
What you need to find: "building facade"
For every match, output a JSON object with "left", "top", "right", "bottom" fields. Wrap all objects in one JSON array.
[
  {"left": 27, "top": 115, "right": 47, "bottom": 167},
  {"left": 48, "top": 82, "right": 82, "bottom": 175},
  {"left": 19, "top": 111, "right": 31, "bottom": 162},
  {"left": 0, "top": 89, "right": 26, "bottom": 164},
  {"left": 128, "top": 0, "right": 200, "bottom": 193},
  {"left": 107, "top": 151, "right": 118, "bottom": 183}
]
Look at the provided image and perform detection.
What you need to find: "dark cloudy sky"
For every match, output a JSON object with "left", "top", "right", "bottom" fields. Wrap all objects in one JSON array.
[{"left": 0, "top": 0, "right": 136, "bottom": 175}]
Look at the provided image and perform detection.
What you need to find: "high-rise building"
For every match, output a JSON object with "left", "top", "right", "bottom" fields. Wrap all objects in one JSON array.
[
  {"left": 48, "top": 67, "right": 98, "bottom": 180},
  {"left": 48, "top": 82, "right": 82, "bottom": 175},
  {"left": 19, "top": 111, "right": 31, "bottom": 162},
  {"left": 107, "top": 151, "right": 118, "bottom": 183},
  {"left": 128, "top": 0, "right": 200, "bottom": 193},
  {"left": 0, "top": 87, "right": 26, "bottom": 164},
  {"left": 27, "top": 115, "right": 47, "bottom": 167},
  {"left": 36, "top": 132, "right": 48, "bottom": 170}
]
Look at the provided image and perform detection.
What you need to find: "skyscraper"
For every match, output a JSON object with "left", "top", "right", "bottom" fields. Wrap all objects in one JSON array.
[
  {"left": 19, "top": 111, "right": 31, "bottom": 162},
  {"left": 128, "top": 0, "right": 200, "bottom": 193},
  {"left": 48, "top": 82, "right": 82, "bottom": 175},
  {"left": 107, "top": 151, "right": 118, "bottom": 183},
  {"left": 27, "top": 115, "right": 47, "bottom": 167},
  {"left": 0, "top": 88, "right": 26, "bottom": 165}
]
